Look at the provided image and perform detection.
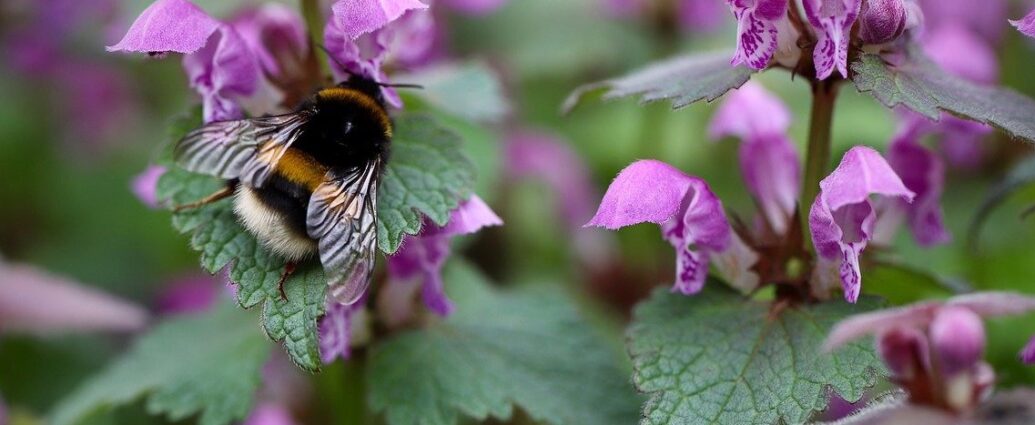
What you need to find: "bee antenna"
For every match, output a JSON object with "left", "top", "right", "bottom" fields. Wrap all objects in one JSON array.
[
  {"left": 315, "top": 44, "right": 351, "bottom": 76},
  {"left": 377, "top": 82, "right": 424, "bottom": 90}
]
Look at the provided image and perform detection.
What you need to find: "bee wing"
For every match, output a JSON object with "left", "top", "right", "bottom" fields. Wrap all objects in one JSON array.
[
  {"left": 174, "top": 110, "right": 313, "bottom": 187},
  {"left": 306, "top": 159, "right": 381, "bottom": 305}
]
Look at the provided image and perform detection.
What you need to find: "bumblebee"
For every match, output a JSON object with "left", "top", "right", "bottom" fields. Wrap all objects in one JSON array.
[{"left": 173, "top": 76, "right": 397, "bottom": 305}]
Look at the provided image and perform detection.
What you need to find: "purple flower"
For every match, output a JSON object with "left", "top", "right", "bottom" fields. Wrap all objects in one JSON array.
[
  {"left": 727, "top": 0, "right": 789, "bottom": 70},
  {"left": 1012, "top": 9, "right": 1035, "bottom": 39},
  {"left": 923, "top": 27, "right": 998, "bottom": 86},
  {"left": 229, "top": 5, "right": 308, "bottom": 80},
  {"left": 106, "top": 0, "right": 221, "bottom": 54},
  {"left": 386, "top": 195, "right": 502, "bottom": 316},
  {"left": 929, "top": 306, "right": 984, "bottom": 376},
  {"left": 809, "top": 147, "right": 914, "bottom": 303},
  {"left": 587, "top": 160, "right": 760, "bottom": 294},
  {"left": 324, "top": 17, "right": 400, "bottom": 107},
  {"left": 678, "top": 0, "right": 728, "bottom": 33},
  {"left": 155, "top": 273, "right": 221, "bottom": 315},
  {"left": 182, "top": 26, "right": 260, "bottom": 122},
  {"left": 879, "top": 135, "right": 949, "bottom": 246},
  {"left": 710, "top": 82, "right": 800, "bottom": 235},
  {"left": 440, "top": 0, "right": 509, "bottom": 16},
  {"left": 505, "top": 131, "right": 598, "bottom": 228},
  {"left": 330, "top": 0, "right": 428, "bottom": 41},
  {"left": 318, "top": 301, "right": 362, "bottom": 363},
  {"left": 857, "top": 0, "right": 907, "bottom": 44},
  {"left": 918, "top": 0, "right": 1007, "bottom": 43},
  {"left": 244, "top": 403, "right": 298, "bottom": 425},
  {"left": 1022, "top": 335, "right": 1035, "bottom": 365},
  {"left": 0, "top": 261, "right": 149, "bottom": 334},
  {"left": 802, "top": 0, "right": 861, "bottom": 79},
  {"left": 131, "top": 165, "right": 167, "bottom": 209}
]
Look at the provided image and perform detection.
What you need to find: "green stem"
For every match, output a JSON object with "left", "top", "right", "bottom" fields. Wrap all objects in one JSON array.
[
  {"left": 301, "top": 0, "right": 332, "bottom": 80},
  {"left": 316, "top": 357, "right": 371, "bottom": 425},
  {"left": 800, "top": 80, "right": 839, "bottom": 252}
]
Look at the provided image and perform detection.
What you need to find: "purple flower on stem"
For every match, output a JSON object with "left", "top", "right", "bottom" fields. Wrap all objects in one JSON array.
[
  {"left": 229, "top": 4, "right": 308, "bottom": 80},
  {"left": 802, "top": 0, "right": 861, "bottom": 79},
  {"left": 809, "top": 147, "right": 914, "bottom": 303},
  {"left": 875, "top": 135, "right": 949, "bottom": 246},
  {"left": 727, "top": 0, "right": 789, "bottom": 70},
  {"left": 106, "top": 0, "right": 221, "bottom": 55},
  {"left": 330, "top": 0, "right": 428, "bottom": 40},
  {"left": 710, "top": 82, "right": 800, "bottom": 235},
  {"left": 1012, "top": 9, "right": 1035, "bottom": 39},
  {"left": 131, "top": 165, "right": 167, "bottom": 209},
  {"left": 587, "top": 160, "right": 759, "bottom": 294},
  {"left": 387, "top": 195, "right": 502, "bottom": 316},
  {"left": 825, "top": 292, "right": 1035, "bottom": 411}
]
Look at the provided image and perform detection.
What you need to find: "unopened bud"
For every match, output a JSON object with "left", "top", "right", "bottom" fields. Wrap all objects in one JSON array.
[
  {"left": 859, "top": 0, "right": 908, "bottom": 44},
  {"left": 930, "top": 306, "right": 985, "bottom": 377}
]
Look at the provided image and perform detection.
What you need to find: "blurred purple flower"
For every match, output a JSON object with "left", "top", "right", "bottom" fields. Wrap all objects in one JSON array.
[
  {"left": 505, "top": 131, "right": 597, "bottom": 228},
  {"left": 923, "top": 27, "right": 998, "bottom": 86},
  {"left": 0, "top": 262, "right": 149, "bottom": 334},
  {"left": 384, "top": 7, "right": 443, "bottom": 70},
  {"left": 858, "top": 0, "right": 907, "bottom": 44},
  {"left": 324, "top": 17, "right": 400, "bottom": 107},
  {"left": 440, "top": 0, "right": 508, "bottom": 16},
  {"left": 229, "top": 4, "right": 308, "bottom": 80},
  {"left": 929, "top": 306, "right": 984, "bottom": 376},
  {"left": 330, "top": 0, "right": 427, "bottom": 40},
  {"left": 802, "top": 0, "right": 860, "bottom": 79},
  {"left": 131, "top": 165, "right": 167, "bottom": 209},
  {"left": 244, "top": 403, "right": 297, "bottom": 425},
  {"left": 727, "top": 0, "right": 789, "bottom": 70},
  {"left": 1022, "top": 336, "right": 1035, "bottom": 365},
  {"left": 809, "top": 147, "right": 914, "bottom": 303},
  {"left": 318, "top": 301, "right": 361, "bottom": 363},
  {"left": 155, "top": 273, "right": 221, "bottom": 315},
  {"left": 1011, "top": 9, "right": 1035, "bottom": 39},
  {"left": 710, "top": 82, "right": 800, "bottom": 235},
  {"left": 387, "top": 195, "right": 502, "bottom": 316},
  {"left": 604, "top": 0, "right": 646, "bottom": 18},
  {"left": 587, "top": 160, "right": 760, "bottom": 294},
  {"left": 182, "top": 25, "right": 260, "bottom": 122},
  {"left": 878, "top": 135, "right": 949, "bottom": 247},
  {"left": 678, "top": 0, "right": 727, "bottom": 33},
  {"left": 106, "top": 0, "right": 221, "bottom": 54},
  {"left": 918, "top": 0, "right": 1007, "bottom": 43}
]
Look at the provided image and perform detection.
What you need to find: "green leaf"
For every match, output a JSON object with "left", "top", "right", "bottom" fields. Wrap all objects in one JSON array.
[
  {"left": 852, "top": 50, "right": 1035, "bottom": 143},
  {"left": 865, "top": 259, "right": 969, "bottom": 305},
  {"left": 154, "top": 111, "right": 475, "bottom": 370},
  {"left": 563, "top": 51, "right": 754, "bottom": 113},
  {"left": 628, "top": 286, "right": 885, "bottom": 425},
  {"left": 50, "top": 304, "right": 271, "bottom": 425},
  {"left": 368, "top": 262, "right": 641, "bottom": 425},
  {"left": 968, "top": 156, "right": 1035, "bottom": 249},
  {"left": 399, "top": 62, "right": 510, "bottom": 123},
  {"left": 377, "top": 113, "right": 477, "bottom": 253}
]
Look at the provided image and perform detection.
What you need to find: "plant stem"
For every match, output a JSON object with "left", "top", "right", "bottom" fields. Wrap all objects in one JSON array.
[
  {"left": 301, "top": 0, "right": 332, "bottom": 80},
  {"left": 800, "top": 80, "right": 839, "bottom": 251},
  {"left": 316, "top": 357, "right": 370, "bottom": 425}
]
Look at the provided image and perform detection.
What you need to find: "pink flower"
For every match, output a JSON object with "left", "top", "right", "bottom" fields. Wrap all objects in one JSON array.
[
  {"left": 244, "top": 403, "right": 298, "bottom": 425},
  {"left": 1022, "top": 335, "right": 1035, "bottom": 365},
  {"left": 229, "top": 4, "right": 308, "bottom": 80},
  {"left": 802, "top": 0, "right": 861, "bottom": 79},
  {"left": 131, "top": 165, "right": 167, "bottom": 209},
  {"left": 809, "top": 147, "right": 914, "bottom": 303},
  {"left": 386, "top": 195, "right": 502, "bottom": 316},
  {"left": 1012, "top": 9, "right": 1035, "bottom": 39},
  {"left": 587, "top": 160, "right": 759, "bottom": 294},
  {"left": 727, "top": 0, "right": 790, "bottom": 70},
  {"left": 505, "top": 131, "right": 598, "bottom": 228},
  {"left": 318, "top": 300, "right": 364, "bottom": 363},
  {"left": 106, "top": 0, "right": 221, "bottom": 55},
  {"left": 330, "top": 0, "right": 427, "bottom": 40},
  {"left": 857, "top": 0, "right": 907, "bottom": 44},
  {"left": 874, "top": 134, "right": 949, "bottom": 247}
]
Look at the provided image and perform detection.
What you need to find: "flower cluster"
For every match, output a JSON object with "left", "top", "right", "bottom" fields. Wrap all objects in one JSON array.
[
  {"left": 825, "top": 292, "right": 1035, "bottom": 412},
  {"left": 111, "top": 0, "right": 506, "bottom": 366}
]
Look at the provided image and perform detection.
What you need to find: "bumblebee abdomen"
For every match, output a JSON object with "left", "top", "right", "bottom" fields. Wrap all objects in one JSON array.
[{"left": 233, "top": 181, "right": 316, "bottom": 262}]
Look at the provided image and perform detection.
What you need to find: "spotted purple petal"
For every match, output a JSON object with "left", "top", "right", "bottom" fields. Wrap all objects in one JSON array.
[
  {"left": 106, "top": 0, "right": 221, "bottom": 54},
  {"left": 809, "top": 146, "right": 914, "bottom": 302},
  {"left": 1012, "top": 9, "right": 1035, "bottom": 38},
  {"left": 331, "top": 0, "right": 428, "bottom": 40},
  {"left": 182, "top": 25, "right": 260, "bottom": 122},
  {"left": 802, "top": 0, "right": 861, "bottom": 79},
  {"left": 886, "top": 137, "right": 949, "bottom": 246},
  {"left": 131, "top": 165, "right": 166, "bottom": 209},
  {"left": 727, "top": 0, "right": 788, "bottom": 70}
]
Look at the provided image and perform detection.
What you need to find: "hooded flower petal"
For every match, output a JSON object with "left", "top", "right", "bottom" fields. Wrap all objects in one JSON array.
[
  {"left": 0, "top": 262, "right": 149, "bottom": 334},
  {"left": 727, "top": 0, "right": 789, "bottom": 70},
  {"left": 387, "top": 195, "right": 502, "bottom": 316},
  {"left": 1012, "top": 9, "right": 1035, "bottom": 39},
  {"left": 802, "top": 0, "right": 861, "bottom": 79},
  {"left": 877, "top": 326, "right": 930, "bottom": 380},
  {"left": 182, "top": 26, "right": 260, "bottom": 122},
  {"left": 930, "top": 306, "right": 985, "bottom": 376},
  {"left": 589, "top": 160, "right": 738, "bottom": 295},
  {"left": 106, "top": 0, "right": 221, "bottom": 54},
  {"left": 131, "top": 165, "right": 167, "bottom": 209},
  {"left": 809, "top": 146, "right": 914, "bottom": 302},
  {"left": 709, "top": 81, "right": 791, "bottom": 141},
  {"left": 324, "top": 19, "right": 402, "bottom": 107},
  {"left": 506, "top": 131, "right": 597, "bottom": 228},
  {"left": 858, "top": 0, "right": 907, "bottom": 44},
  {"left": 1022, "top": 336, "right": 1035, "bottom": 365},
  {"left": 440, "top": 0, "right": 508, "bottom": 15},
  {"left": 946, "top": 292, "right": 1035, "bottom": 317},
  {"left": 885, "top": 137, "right": 949, "bottom": 246},
  {"left": 331, "top": 0, "right": 428, "bottom": 40},
  {"left": 230, "top": 4, "right": 307, "bottom": 79}
]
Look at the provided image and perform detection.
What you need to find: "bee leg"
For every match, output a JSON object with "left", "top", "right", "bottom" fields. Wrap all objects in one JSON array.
[
  {"left": 277, "top": 262, "right": 297, "bottom": 301},
  {"left": 172, "top": 183, "right": 236, "bottom": 212}
]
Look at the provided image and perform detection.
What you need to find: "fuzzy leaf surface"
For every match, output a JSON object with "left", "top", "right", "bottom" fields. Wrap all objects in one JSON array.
[
  {"left": 853, "top": 51, "right": 1035, "bottom": 143},
  {"left": 50, "top": 304, "right": 271, "bottom": 425},
  {"left": 563, "top": 51, "right": 754, "bottom": 113},
  {"left": 368, "top": 262, "right": 641, "bottom": 425},
  {"left": 628, "top": 286, "right": 885, "bottom": 425}
]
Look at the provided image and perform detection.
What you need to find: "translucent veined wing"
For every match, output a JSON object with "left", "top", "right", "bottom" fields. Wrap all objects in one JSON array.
[
  {"left": 306, "top": 159, "right": 381, "bottom": 305},
  {"left": 174, "top": 109, "right": 314, "bottom": 187}
]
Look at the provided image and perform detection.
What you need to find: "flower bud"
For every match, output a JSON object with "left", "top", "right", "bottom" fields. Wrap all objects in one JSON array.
[
  {"left": 859, "top": 0, "right": 908, "bottom": 44},
  {"left": 930, "top": 306, "right": 985, "bottom": 377},
  {"left": 877, "top": 326, "right": 929, "bottom": 380}
]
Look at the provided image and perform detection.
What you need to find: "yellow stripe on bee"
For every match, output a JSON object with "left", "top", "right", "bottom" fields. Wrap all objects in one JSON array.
[
  {"left": 274, "top": 147, "right": 328, "bottom": 192},
  {"left": 317, "top": 87, "right": 393, "bottom": 138}
]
